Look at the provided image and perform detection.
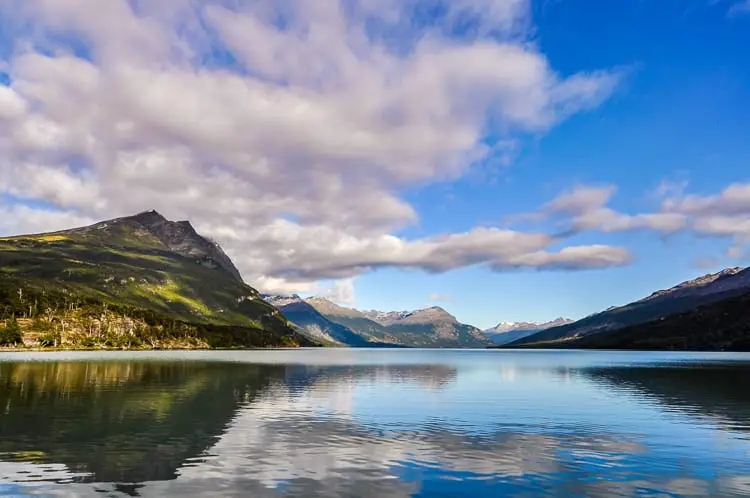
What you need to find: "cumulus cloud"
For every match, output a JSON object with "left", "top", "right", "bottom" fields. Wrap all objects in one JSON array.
[
  {"left": 542, "top": 185, "right": 687, "bottom": 236},
  {"left": 661, "top": 181, "right": 750, "bottom": 243},
  {"left": 0, "top": 0, "right": 629, "bottom": 292},
  {"left": 525, "top": 180, "right": 750, "bottom": 261}
]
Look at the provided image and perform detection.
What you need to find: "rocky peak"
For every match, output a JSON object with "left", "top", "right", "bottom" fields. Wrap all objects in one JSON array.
[
  {"left": 131, "top": 209, "right": 168, "bottom": 226},
  {"left": 74, "top": 210, "right": 244, "bottom": 282},
  {"left": 262, "top": 294, "right": 303, "bottom": 307},
  {"left": 364, "top": 306, "right": 458, "bottom": 325},
  {"left": 125, "top": 210, "right": 244, "bottom": 282}
]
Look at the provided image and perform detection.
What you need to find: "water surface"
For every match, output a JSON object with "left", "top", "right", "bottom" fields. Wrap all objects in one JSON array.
[{"left": 1, "top": 349, "right": 750, "bottom": 497}]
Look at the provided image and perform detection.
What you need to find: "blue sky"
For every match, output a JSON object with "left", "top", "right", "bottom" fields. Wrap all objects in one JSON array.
[
  {"left": 0, "top": 0, "right": 749, "bottom": 329},
  {"left": 355, "top": 0, "right": 750, "bottom": 326}
]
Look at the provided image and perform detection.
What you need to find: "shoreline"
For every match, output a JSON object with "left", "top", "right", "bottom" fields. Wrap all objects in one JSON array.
[{"left": 0, "top": 345, "right": 315, "bottom": 353}]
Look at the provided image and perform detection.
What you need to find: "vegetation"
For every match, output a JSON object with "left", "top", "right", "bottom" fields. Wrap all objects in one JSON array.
[
  {"left": 0, "top": 214, "right": 316, "bottom": 350},
  {"left": 0, "top": 316, "right": 23, "bottom": 346}
]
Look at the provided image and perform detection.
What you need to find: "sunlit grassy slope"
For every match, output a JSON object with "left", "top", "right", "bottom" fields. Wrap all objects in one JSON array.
[{"left": 0, "top": 212, "right": 314, "bottom": 348}]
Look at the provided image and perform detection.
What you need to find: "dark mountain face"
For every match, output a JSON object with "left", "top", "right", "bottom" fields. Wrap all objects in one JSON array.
[
  {"left": 0, "top": 212, "right": 311, "bottom": 349},
  {"left": 79, "top": 210, "right": 244, "bottom": 282},
  {"left": 262, "top": 295, "right": 370, "bottom": 346},
  {"left": 557, "top": 291, "right": 750, "bottom": 351},
  {"left": 507, "top": 267, "right": 750, "bottom": 347}
]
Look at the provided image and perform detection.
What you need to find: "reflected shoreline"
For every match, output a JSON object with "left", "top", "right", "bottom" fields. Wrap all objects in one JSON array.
[{"left": 1, "top": 351, "right": 750, "bottom": 497}]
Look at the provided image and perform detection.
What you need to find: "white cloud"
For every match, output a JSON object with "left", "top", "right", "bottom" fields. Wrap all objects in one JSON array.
[
  {"left": 545, "top": 185, "right": 616, "bottom": 215},
  {"left": 542, "top": 185, "right": 687, "bottom": 235},
  {"left": 0, "top": 205, "right": 95, "bottom": 236},
  {"left": 662, "top": 182, "right": 750, "bottom": 217},
  {"left": 317, "top": 278, "right": 357, "bottom": 306},
  {"left": 661, "top": 181, "right": 750, "bottom": 243},
  {"left": 496, "top": 245, "right": 634, "bottom": 271},
  {"left": 525, "top": 180, "right": 750, "bottom": 261},
  {"left": 428, "top": 293, "right": 452, "bottom": 302},
  {"left": 726, "top": 245, "right": 750, "bottom": 261},
  {"left": 0, "top": 0, "right": 628, "bottom": 292},
  {"left": 0, "top": 85, "right": 26, "bottom": 121},
  {"left": 728, "top": 0, "right": 750, "bottom": 16}
]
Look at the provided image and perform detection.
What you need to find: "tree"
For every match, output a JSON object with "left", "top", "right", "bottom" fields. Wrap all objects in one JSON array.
[{"left": 0, "top": 316, "right": 23, "bottom": 346}]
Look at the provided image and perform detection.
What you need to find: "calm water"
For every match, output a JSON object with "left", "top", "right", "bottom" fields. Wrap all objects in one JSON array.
[{"left": 1, "top": 350, "right": 750, "bottom": 497}]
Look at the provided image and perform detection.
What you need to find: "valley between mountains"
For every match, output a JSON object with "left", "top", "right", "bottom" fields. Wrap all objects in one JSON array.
[{"left": 1, "top": 211, "right": 749, "bottom": 351}]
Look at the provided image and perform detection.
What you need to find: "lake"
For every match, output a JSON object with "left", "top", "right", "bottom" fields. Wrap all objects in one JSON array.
[{"left": 1, "top": 349, "right": 750, "bottom": 497}]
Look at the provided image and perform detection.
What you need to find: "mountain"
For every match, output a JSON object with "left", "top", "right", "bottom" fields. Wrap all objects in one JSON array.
[
  {"left": 484, "top": 318, "right": 573, "bottom": 346},
  {"left": 549, "top": 290, "right": 750, "bottom": 351},
  {"left": 506, "top": 267, "right": 750, "bottom": 348},
  {"left": 363, "top": 306, "right": 458, "bottom": 326},
  {"left": 262, "top": 297, "right": 492, "bottom": 348},
  {"left": 361, "top": 305, "right": 492, "bottom": 348},
  {"left": 261, "top": 294, "right": 372, "bottom": 346},
  {"left": 0, "top": 211, "right": 314, "bottom": 349}
]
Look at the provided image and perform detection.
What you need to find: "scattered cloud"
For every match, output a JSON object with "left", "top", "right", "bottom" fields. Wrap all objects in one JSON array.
[
  {"left": 318, "top": 278, "right": 357, "bottom": 306},
  {"left": 0, "top": 0, "right": 629, "bottom": 293},
  {"left": 428, "top": 293, "right": 452, "bottom": 302},
  {"left": 726, "top": 245, "right": 750, "bottom": 262},
  {"left": 493, "top": 245, "right": 634, "bottom": 271},
  {"left": 661, "top": 182, "right": 750, "bottom": 243},
  {"left": 728, "top": 0, "right": 750, "bottom": 16},
  {"left": 542, "top": 185, "right": 687, "bottom": 236},
  {"left": 530, "top": 181, "right": 750, "bottom": 249},
  {"left": 692, "top": 256, "right": 721, "bottom": 270}
]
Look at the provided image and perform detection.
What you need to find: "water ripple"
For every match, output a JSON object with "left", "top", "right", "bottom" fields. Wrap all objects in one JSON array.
[{"left": 1, "top": 350, "right": 750, "bottom": 496}]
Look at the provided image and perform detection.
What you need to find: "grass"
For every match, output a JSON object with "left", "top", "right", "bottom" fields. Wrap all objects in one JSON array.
[{"left": 0, "top": 218, "right": 315, "bottom": 349}]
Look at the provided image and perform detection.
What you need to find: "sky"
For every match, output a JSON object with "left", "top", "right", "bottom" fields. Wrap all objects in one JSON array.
[{"left": 0, "top": 0, "right": 748, "bottom": 329}]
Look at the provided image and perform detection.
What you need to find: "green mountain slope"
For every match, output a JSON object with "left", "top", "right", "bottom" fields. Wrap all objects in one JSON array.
[{"left": 0, "top": 211, "right": 314, "bottom": 349}]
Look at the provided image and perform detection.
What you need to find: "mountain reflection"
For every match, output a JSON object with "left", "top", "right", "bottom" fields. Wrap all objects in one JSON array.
[
  {"left": 0, "top": 360, "right": 458, "bottom": 489},
  {"left": 0, "top": 361, "right": 286, "bottom": 484},
  {"left": 582, "top": 365, "right": 750, "bottom": 435},
  {"left": 1, "top": 354, "right": 750, "bottom": 497}
]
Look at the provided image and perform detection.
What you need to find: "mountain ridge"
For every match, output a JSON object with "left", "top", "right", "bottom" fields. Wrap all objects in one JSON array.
[
  {"left": 261, "top": 295, "right": 491, "bottom": 348},
  {"left": 506, "top": 266, "right": 750, "bottom": 347}
]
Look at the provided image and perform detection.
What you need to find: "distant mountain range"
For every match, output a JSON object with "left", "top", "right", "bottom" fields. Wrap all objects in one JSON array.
[
  {"left": 502, "top": 267, "right": 750, "bottom": 350},
  {"left": 262, "top": 295, "right": 492, "bottom": 348},
  {"left": 483, "top": 318, "right": 573, "bottom": 346}
]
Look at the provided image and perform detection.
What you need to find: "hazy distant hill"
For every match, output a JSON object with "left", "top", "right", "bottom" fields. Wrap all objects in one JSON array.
[
  {"left": 0, "top": 211, "right": 313, "bottom": 349},
  {"left": 484, "top": 318, "right": 573, "bottom": 346}
]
